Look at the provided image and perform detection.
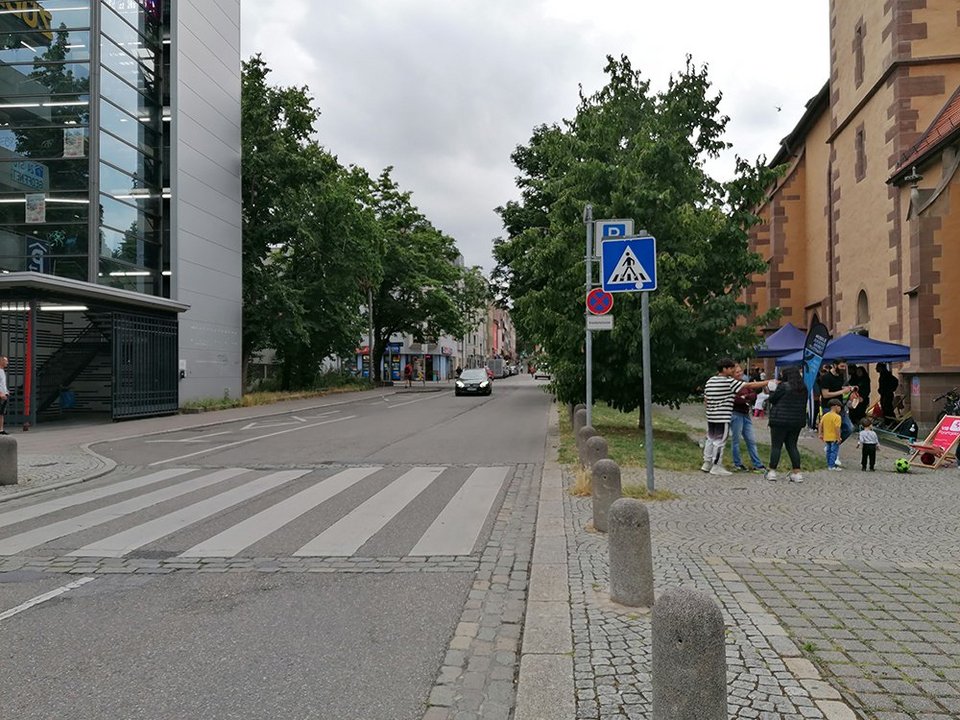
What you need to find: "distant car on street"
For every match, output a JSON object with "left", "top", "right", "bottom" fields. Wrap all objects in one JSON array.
[
  {"left": 456, "top": 368, "right": 492, "bottom": 396},
  {"left": 534, "top": 366, "right": 551, "bottom": 380}
]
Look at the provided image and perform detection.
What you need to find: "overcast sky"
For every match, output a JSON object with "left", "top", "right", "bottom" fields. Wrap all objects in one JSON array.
[{"left": 240, "top": 1, "right": 830, "bottom": 273}]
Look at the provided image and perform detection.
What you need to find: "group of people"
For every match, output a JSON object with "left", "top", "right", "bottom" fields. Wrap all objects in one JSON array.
[{"left": 702, "top": 357, "right": 899, "bottom": 481}]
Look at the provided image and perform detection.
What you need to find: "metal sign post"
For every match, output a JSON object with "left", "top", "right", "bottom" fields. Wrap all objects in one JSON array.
[
  {"left": 584, "top": 205, "right": 594, "bottom": 428},
  {"left": 600, "top": 231, "right": 658, "bottom": 492}
]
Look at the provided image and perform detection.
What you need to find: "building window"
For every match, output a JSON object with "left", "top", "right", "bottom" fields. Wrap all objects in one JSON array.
[
  {"left": 854, "top": 20, "right": 865, "bottom": 88},
  {"left": 855, "top": 126, "right": 866, "bottom": 182},
  {"left": 0, "top": 2, "right": 94, "bottom": 280},
  {"left": 857, "top": 290, "right": 869, "bottom": 325}
]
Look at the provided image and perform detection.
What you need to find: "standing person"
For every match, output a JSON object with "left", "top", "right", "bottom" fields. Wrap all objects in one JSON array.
[
  {"left": 0, "top": 355, "right": 8, "bottom": 435},
  {"left": 819, "top": 399, "right": 844, "bottom": 470},
  {"left": 765, "top": 365, "right": 807, "bottom": 483},
  {"left": 848, "top": 365, "right": 870, "bottom": 426},
  {"left": 857, "top": 417, "right": 879, "bottom": 471},
  {"left": 877, "top": 363, "right": 899, "bottom": 419},
  {"left": 455, "top": 365, "right": 462, "bottom": 379},
  {"left": 403, "top": 362, "right": 413, "bottom": 388},
  {"left": 730, "top": 381, "right": 766, "bottom": 472},
  {"left": 819, "top": 362, "right": 855, "bottom": 454},
  {"left": 701, "top": 358, "right": 771, "bottom": 476}
]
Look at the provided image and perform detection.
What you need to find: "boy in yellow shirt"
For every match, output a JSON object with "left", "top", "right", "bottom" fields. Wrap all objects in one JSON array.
[{"left": 819, "top": 399, "right": 843, "bottom": 470}]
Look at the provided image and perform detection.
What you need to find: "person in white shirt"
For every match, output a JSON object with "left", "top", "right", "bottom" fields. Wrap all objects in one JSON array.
[
  {"left": 702, "top": 358, "right": 773, "bottom": 476},
  {"left": 753, "top": 389, "right": 769, "bottom": 417},
  {"left": 0, "top": 355, "right": 8, "bottom": 435},
  {"left": 857, "top": 416, "right": 879, "bottom": 471}
]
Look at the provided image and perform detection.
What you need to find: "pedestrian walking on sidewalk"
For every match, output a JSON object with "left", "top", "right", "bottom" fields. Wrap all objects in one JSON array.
[
  {"left": 764, "top": 365, "right": 806, "bottom": 483},
  {"left": 701, "top": 358, "right": 771, "bottom": 476},
  {"left": 0, "top": 355, "right": 8, "bottom": 435}
]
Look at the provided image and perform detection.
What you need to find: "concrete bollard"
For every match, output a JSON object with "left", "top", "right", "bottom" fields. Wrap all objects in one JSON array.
[
  {"left": 572, "top": 403, "right": 585, "bottom": 427},
  {"left": 584, "top": 435, "right": 608, "bottom": 469},
  {"left": 573, "top": 408, "right": 587, "bottom": 439},
  {"left": 608, "top": 498, "right": 654, "bottom": 607},
  {"left": 0, "top": 435, "right": 17, "bottom": 486},
  {"left": 577, "top": 425, "right": 598, "bottom": 465},
  {"left": 652, "top": 587, "right": 727, "bottom": 720},
  {"left": 591, "top": 458, "right": 621, "bottom": 532}
]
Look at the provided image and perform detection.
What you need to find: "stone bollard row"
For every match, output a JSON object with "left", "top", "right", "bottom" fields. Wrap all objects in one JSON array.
[
  {"left": 652, "top": 587, "right": 727, "bottom": 720},
  {"left": 608, "top": 498, "right": 654, "bottom": 608},
  {"left": 590, "top": 458, "right": 621, "bottom": 532},
  {"left": 584, "top": 435, "right": 608, "bottom": 469},
  {"left": 0, "top": 435, "right": 17, "bottom": 486},
  {"left": 572, "top": 406, "right": 586, "bottom": 440},
  {"left": 576, "top": 425, "right": 598, "bottom": 466}
]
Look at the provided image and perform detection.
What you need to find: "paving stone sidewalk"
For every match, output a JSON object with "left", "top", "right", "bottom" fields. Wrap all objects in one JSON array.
[
  {"left": 565, "top": 416, "right": 960, "bottom": 720},
  {"left": 0, "top": 452, "right": 115, "bottom": 498}
]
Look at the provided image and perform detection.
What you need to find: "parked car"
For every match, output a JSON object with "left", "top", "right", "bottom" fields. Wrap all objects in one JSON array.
[
  {"left": 533, "top": 366, "right": 551, "bottom": 380},
  {"left": 456, "top": 368, "right": 492, "bottom": 396}
]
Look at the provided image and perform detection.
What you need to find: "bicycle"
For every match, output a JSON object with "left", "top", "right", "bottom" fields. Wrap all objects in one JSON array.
[{"left": 934, "top": 387, "right": 960, "bottom": 423}]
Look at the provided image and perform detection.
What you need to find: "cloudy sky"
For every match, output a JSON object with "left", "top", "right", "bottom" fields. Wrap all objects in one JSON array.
[{"left": 240, "top": 1, "right": 830, "bottom": 273}]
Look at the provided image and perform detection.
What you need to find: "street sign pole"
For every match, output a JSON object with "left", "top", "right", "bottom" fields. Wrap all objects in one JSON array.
[
  {"left": 584, "top": 204, "right": 593, "bottom": 428},
  {"left": 641, "top": 290, "right": 655, "bottom": 492}
]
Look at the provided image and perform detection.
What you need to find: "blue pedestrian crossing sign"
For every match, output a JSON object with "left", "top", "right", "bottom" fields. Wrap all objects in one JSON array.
[{"left": 601, "top": 235, "right": 657, "bottom": 292}]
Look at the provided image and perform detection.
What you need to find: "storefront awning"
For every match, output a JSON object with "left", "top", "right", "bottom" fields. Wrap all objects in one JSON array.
[{"left": 0, "top": 272, "right": 190, "bottom": 313}]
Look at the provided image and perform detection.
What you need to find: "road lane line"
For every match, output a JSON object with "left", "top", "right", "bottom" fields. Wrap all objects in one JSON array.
[
  {"left": 387, "top": 394, "right": 448, "bottom": 409},
  {"left": 0, "top": 468, "right": 250, "bottom": 556},
  {"left": 410, "top": 467, "right": 511, "bottom": 556},
  {"left": 0, "top": 577, "right": 96, "bottom": 622},
  {"left": 0, "top": 468, "right": 196, "bottom": 531},
  {"left": 70, "top": 469, "right": 311, "bottom": 558},
  {"left": 149, "top": 415, "right": 357, "bottom": 466},
  {"left": 295, "top": 466, "right": 444, "bottom": 556},
  {"left": 179, "top": 467, "right": 382, "bottom": 557},
  {"left": 146, "top": 431, "right": 232, "bottom": 444}
]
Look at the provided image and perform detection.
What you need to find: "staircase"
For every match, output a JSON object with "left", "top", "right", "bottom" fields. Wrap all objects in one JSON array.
[{"left": 36, "top": 315, "right": 111, "bottom": 413}]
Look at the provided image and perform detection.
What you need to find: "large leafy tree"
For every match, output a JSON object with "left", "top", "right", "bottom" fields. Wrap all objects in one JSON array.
[
  {"left": 241, "top": 56, "right": 380, "bottom": 389},
  {"left": 367, "top": 168, "right": 475, "bottom": 382},
  {"left": 493, "top": 55, "right": 778, "bottom": 415}
]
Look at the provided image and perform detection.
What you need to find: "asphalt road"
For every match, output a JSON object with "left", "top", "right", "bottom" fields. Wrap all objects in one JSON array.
[{"left": 0, "top": 374, "right": 552, "bottom": 719}]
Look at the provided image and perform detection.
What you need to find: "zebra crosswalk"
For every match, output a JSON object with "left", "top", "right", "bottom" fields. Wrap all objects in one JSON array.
[{"left": 0, "top": 465, "right": 512, "bottom": 560}]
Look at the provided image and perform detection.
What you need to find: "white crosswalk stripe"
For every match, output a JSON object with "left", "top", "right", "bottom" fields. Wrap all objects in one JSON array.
[
  {"left": 410, "top": 467, "right": 510, "bottom": 556},
  {"left": 70, "top": 470, "right": 310, "bottom": 558},
  {"left": 0, "top": 465, "right": 513, "bottom": 560},
  {"left": 179, "top": 467, "right": 381, "bottom": 558},
  {"left": 294, "top": 467, "right": 444, "bottom": 557}
]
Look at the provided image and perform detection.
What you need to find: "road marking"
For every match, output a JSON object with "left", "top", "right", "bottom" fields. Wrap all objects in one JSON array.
[
  {"left": 240, "top": 419, "right": 303, "bottom": 431},
  {"left": 69, "top": 469, "right": 310, "bottom": 558},
  {"left": 149, "top": 415, "right": 357, "bottom": 466},
  {"left": 295, "top": 466, "right": 444, "bottom": 556},
  {"left": 0, "top": 468, "right": 250, "bottom": 556},
  {"left": 387, "top": 394, "right": 447, "bottom": 409},
  {"left": 179, "top": 467, "right": 382, "bottom": 557},
  {"left": 0, "top": 468, "right": 196, "bottom": 531},
  {"left": 146, "top": 431, "right": 232, "bottom": 444},
  {"left": 410, "top": 467, "right": 510, "bottom": 556},
  {"left": 0, "top": 577, "right": 96, "bottom": 622}
]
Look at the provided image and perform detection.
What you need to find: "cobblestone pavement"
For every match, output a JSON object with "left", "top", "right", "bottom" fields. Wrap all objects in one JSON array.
[
  {"left": 569, "top": 447, "right": 960, "bottom": 719},
  {"left": 0, "top": 452, "right": 114, "bottom": 498},
  {"left": 421, "top": 462, "right": 539, "bottom": 720}
]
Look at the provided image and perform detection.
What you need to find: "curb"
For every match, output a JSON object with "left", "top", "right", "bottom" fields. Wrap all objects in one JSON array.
[
  {"left": 2, "top": 445, "right": 117, "bottom": 503},
  {"left": 514, "top": 401, "right": 575, "bottom": 720}
]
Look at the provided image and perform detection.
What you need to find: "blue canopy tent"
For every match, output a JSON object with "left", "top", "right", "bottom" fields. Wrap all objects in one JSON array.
[
  {"left": 754, "top": 322, "right": 807, "bottom": 358},
  {"left": 776, "top": 333, "right": 911, "bottom": 366}
]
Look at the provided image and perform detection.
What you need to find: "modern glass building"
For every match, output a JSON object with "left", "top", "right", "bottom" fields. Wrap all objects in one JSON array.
[{"left": 0, "top": 1, "right": 241, "bottom": 425}]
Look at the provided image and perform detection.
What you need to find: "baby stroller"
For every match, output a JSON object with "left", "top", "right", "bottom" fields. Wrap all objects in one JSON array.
[{"left": 869, "top": 395, "right": 919, "bottom": 442}]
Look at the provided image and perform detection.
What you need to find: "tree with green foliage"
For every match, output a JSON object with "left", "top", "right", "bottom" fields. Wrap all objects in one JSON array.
[
  {"left": 493, "top": 55, "right": 779, "bottom": 418},
  {"left": 241, "top": 56, "right": 380, "bottom": 389},
  {"left": 367, "top": 168, "right": 478, "bottom": 382}
]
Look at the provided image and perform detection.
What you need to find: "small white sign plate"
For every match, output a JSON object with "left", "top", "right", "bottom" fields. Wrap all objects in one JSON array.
[{"left": 586, "top": 314, "right": 614, "bottom": 331}]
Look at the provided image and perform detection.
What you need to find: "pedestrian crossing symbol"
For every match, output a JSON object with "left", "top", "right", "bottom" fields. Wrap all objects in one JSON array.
[{"left": 601, "top": 235, "right": 657, "bottom": 292}]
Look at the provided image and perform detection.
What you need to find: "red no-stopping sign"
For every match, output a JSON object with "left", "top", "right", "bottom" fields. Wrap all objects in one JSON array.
[{"left": 586, "top": 288, "right": 614, "bottom": 315}]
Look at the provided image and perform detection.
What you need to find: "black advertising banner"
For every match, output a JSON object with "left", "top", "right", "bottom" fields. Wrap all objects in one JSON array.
[{"left": 802, "top": 320, "right": 831, "bottom": 392}]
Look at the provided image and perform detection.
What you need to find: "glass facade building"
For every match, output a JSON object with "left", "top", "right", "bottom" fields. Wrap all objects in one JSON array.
[
  {"left": 0, "top": 1, "right": 242, "bottom": 424},
  {"left": 0, "top": 1, "right": 168, "bottom": 294}
]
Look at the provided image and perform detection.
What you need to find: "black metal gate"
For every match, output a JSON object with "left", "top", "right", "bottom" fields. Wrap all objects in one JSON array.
[{"left": 112, "top": 311, "right": 178, "bottom": 420}]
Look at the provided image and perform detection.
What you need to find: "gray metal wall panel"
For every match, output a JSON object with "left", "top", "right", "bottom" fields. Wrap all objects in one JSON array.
[{"left": 172, "top": 0, "right": 243, "bottom": 403}]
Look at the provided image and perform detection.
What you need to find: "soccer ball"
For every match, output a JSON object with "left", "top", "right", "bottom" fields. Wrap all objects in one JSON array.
[{"left": 895, "top": 458, "right": 911, "bottom": 473}]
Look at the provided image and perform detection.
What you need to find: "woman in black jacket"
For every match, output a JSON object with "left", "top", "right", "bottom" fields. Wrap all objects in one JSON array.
[{"left": 766, "top": 366, "right": 808, "bottom": 483}]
